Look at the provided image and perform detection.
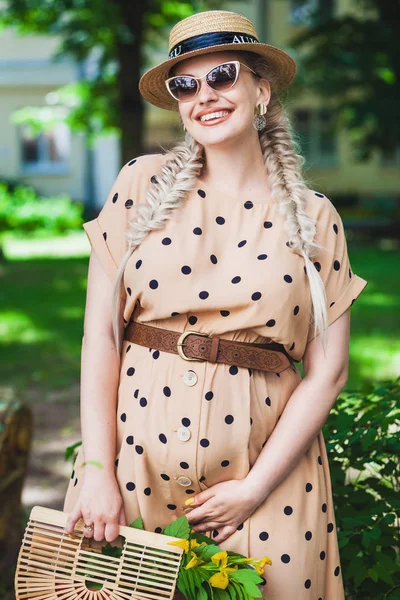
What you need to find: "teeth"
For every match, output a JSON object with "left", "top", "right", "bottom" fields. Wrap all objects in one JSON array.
[{"left": 199, "top": 110, "right": 230, "bottom": 122}]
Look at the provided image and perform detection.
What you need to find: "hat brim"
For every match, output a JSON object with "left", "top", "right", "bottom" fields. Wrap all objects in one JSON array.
[{"left": 139, "top": 42, "right": 296, "bottom": 111}]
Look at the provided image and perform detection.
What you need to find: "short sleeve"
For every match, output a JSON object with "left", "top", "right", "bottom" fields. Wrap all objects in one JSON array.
[
  {"left": 82, "top": 154, "right": 168, "bottom": 284},
  {"left": 82, "top": 161, "right": 136, "bottom": 284},
  {"left": 306, "top": 192, "right": 368, "bottom": 343}
]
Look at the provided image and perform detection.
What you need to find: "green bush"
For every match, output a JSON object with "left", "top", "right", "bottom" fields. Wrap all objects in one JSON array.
[
  {"left": 325, "top": 378, "right": 400, "bottom": 599},
  {"left": 0, "top": 182, "right": 84, "bottom": 236}
]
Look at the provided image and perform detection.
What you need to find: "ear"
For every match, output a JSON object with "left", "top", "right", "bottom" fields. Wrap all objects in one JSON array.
[{"left": 257, "top": 77, "right": 271, "bottom": 107}]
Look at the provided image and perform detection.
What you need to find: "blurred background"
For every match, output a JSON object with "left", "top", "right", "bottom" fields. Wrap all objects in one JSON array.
[{"left": 1, "top": 1, "right": 399, "bottom": 599}]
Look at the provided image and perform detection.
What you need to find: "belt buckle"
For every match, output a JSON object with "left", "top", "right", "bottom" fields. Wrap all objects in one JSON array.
[{"left": 177, "top": 330, "right": 209, "bottom": 362}]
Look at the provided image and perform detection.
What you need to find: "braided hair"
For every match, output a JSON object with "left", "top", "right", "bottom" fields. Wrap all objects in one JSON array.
[{"left": 111, "top": 50, "right": 328, "bottom": 356}]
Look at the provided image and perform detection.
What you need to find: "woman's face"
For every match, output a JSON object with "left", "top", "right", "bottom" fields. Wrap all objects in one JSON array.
[{"left": 169, "top": 51, "right": 270, "bottom": 149}]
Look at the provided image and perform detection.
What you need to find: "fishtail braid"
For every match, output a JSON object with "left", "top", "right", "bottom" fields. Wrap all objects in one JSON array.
[{"left": 111, "top": 133, "right": 204, "bottom": 353}]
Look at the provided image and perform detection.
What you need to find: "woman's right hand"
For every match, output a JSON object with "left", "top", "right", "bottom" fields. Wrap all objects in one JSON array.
[{"left": 65, "top": 472, "right": 127, "bottom": 543}]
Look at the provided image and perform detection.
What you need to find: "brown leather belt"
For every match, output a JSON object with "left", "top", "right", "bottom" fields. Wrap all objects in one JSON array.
[{"left": 124, "top": 321, "right": 293, "bottom": 373}]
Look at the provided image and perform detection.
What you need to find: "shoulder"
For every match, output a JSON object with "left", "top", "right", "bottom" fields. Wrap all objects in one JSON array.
[
  {"left": 125, "top": 152, "right": 172, "bottom": 172},
  {"left": 302, "top": 188, "right": 348, "bottom": 257},
  {"left": 303, "top": 188, "right": 337, "bottom": 217},
  {"left": 117, "top": 152, "right": 172, "bottom": 192},
  {"left": 303, "top": 188, "right": 342, "bottom": 228}
]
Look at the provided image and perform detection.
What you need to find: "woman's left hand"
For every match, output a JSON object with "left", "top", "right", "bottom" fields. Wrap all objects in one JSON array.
[{"left": 185, "top": 478, "right": 265, "bottom": 543}]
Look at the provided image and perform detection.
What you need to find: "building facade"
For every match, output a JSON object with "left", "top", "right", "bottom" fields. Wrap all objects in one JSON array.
[{"left": 0, "top": 1, "right": 398, "bottom": 211}]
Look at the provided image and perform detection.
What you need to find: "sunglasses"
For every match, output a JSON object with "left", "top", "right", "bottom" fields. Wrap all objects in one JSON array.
[{"left": 165, "top": 60, "right": 259, "bottom": 102}]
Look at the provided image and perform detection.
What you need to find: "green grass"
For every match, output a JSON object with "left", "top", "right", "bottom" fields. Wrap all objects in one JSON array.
[
  {"left": 0, "top": 234, "right": 399, "bottom": 394},
  {"left": 1, "top": 254, "right": 87, "bottom": 394},
  {"left": 347, "top": 244, "right": 400, "bottom": 388}
]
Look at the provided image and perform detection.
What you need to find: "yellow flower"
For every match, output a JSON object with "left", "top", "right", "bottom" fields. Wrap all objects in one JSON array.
[
  {"left": 241, "top": 557, "right": 258, "bottom": 563},
  {"left": 209, "top": 551, "right": 238, "bottom": 589},
  {"left": 209, "top": 571, "right": 229, "bottom": 589},
  {"left": 190, "top": 539, "right": 207, "bottom": 550},
  {"left": 167, "top": 539, "right": 190, "bottom": 553},
  {"left": 209, "top": 565, "right": 238, "bottom": 588},
  {"left": 185, "top": 551, "right": 204, "bottom": 570},
  {"left": 211, "top": 551, "right": 229, "bottom": 567},
  {"left": 253, "top": 556, "right": 273, "bottom": 575}
]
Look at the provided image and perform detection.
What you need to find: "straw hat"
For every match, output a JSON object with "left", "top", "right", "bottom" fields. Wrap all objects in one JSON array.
[{"left": 139, "top": 10, "right": 297, "bottom": 111}]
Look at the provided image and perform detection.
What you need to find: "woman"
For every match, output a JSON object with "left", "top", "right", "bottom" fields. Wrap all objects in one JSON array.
[{"left": 63, "top": 10, "right": 368, "bottom": 599}]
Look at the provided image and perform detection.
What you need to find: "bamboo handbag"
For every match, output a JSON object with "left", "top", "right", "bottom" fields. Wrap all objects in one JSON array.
[{"left": 15, "top": 505, "right": 185, "bottom": 600}]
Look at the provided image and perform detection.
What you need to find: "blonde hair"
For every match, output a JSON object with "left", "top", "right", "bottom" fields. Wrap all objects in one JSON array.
[{"left": 111, "top": 50, "right": 329, "bottom": 358}]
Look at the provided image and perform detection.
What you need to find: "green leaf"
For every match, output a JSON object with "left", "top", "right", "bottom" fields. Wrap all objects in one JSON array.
[
  {"left": 101, "top": 542, "right": 122, "bottom": 558},
  {"left": 196, "top": 582, "right": 209, "bottom": 600},
  {"left": 375, "top": 563, "right": 395, "bottom": 586},
  {"left": 229, "top": 570, "right": 263, "bottom": 598},
  {"left": 354, "top": 564, "right": 369, "bottom": 586},
  {"left": 163, "top": 515, "right": 191, "bottom": 539},
  {"left": 227, "top": 585, "right": 237, "bottom": 600},
  {"left": 230, "top": 580, "right": 247, "bottom": 600},
  {"left": 211, "top": 588, "right": 231, "bottom": 600},
  {"left": 226, "top": 551, "right": 252, "bottom": 562},
  {"left": 84, "top": 580, "right": 103, "bottom": 590},
  {"left": 369, "top": 527, "right": 382, "bottom": 540},
  {"left": 178, "top": 564, "right": 210, "bottom": 600},
  {"left": 191, "top": 572, "right": 209, "bottom": 599},
  {"left": 177, "top": 568, "right": 194, "bottom": 599},
  {"left": 230, "top": 569, "right": 264, "bottom": 585},
  {"left": 129, "top": 516, "right": 144, "bottom": 529},
  {"left": 367, "top": 567, "right": 379, "bottom": 583},
  {"left": 191, "top": 531, "right": 215, "bottom": 545},
  {"left": 64, "top": 441, "right": 82, "bottom": 461},
  {"left": 205, "top": 581, "right": 214, "bottom": 599},
  {"left": 196, "top": 543, "right": 222, "bottom": 561},
  {"left": 338, "top": 535, "right": 351, "bottom": 548},
  {"left": 81, "top": 459, "right": 104, "bottom": 469},
  {"left": 196, "top": 566, "right": 217, "bottom": 583}
]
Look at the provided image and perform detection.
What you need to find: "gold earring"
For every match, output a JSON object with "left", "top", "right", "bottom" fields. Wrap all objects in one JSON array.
[{"left": 253, "top": 103, "right": 267, "bottom": 130}]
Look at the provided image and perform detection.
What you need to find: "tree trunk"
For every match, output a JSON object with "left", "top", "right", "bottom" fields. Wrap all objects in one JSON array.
[{"left": 115, "top": 0, "right": 150, "bottom": 165}]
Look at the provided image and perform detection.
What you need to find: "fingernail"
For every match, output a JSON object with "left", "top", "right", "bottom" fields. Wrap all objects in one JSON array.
[{"left": 184, "top": 497, "right": 195, "bottom": 506}]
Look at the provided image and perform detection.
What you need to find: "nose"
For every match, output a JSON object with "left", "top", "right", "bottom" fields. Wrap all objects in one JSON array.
[{"left": 197, "top": 78, "right": 219, "bottom": 104}]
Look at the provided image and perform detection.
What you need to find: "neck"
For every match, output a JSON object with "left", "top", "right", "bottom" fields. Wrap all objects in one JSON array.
[{"left": 199, "top": 130, "right": 272, "bottom": 197}]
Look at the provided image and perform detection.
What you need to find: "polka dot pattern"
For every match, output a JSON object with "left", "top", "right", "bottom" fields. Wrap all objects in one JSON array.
[{"left": 64, "top": 157, "right": 364, "bottom": 600}]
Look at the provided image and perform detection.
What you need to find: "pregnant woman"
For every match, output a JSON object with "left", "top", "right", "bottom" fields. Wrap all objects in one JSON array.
[{"left": 63, "top": 10, "right": 368, "bottom": 599}]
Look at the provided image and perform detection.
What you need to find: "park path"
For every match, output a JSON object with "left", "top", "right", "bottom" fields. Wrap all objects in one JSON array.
[{"left": 22, "top": 383, "right": 81, "bottom": 517}]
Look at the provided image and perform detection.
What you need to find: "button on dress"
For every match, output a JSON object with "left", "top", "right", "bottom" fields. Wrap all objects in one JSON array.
[{"left": 63, "top": 153, "right": 368, "bottom": 599}]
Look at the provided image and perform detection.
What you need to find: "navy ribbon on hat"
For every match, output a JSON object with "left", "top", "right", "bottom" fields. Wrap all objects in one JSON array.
[{"left": 168, "top": 31, "right": 259, "bottom": 59}]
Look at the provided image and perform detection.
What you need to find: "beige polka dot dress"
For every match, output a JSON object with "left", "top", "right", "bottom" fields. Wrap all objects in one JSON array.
[{"left": 63, "top": 153, "right": 368, "bottom": 599}]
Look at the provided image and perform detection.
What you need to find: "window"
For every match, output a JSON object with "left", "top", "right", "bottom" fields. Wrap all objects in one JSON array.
[
  {"left": 20, "top": 122, "right": 70, "bottom": 175},
  {"left": 293, "top": 108, "right": 338, "bottom": 167},
  {"left": 290, "top": 0, "right": 335, "bottom": 25}
]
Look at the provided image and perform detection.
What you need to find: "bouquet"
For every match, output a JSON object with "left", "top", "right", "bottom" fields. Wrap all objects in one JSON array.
[{"left": 93, "top": 514, "right": 272, "bottom": 599}]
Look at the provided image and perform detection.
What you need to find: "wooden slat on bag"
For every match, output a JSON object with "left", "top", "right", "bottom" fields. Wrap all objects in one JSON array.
[
  {"left": 15, "top": 506, "right": 185, "bottom": 599},
  {"left": 0, "top": 399, "right": 33, "bottom": 577}
]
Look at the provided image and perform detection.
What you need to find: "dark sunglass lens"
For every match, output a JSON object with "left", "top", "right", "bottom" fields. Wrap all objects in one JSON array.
[
  {"left": 208, "top": 63, "right": 237, "bottom": 90},
  {"left": 168, "top": 76, "right": 198, "bottom": 100}
]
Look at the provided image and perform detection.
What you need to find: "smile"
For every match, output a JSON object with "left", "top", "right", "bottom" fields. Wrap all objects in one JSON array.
[{"left": 197, "top": 110, "right": 234, "bottom": 125}]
